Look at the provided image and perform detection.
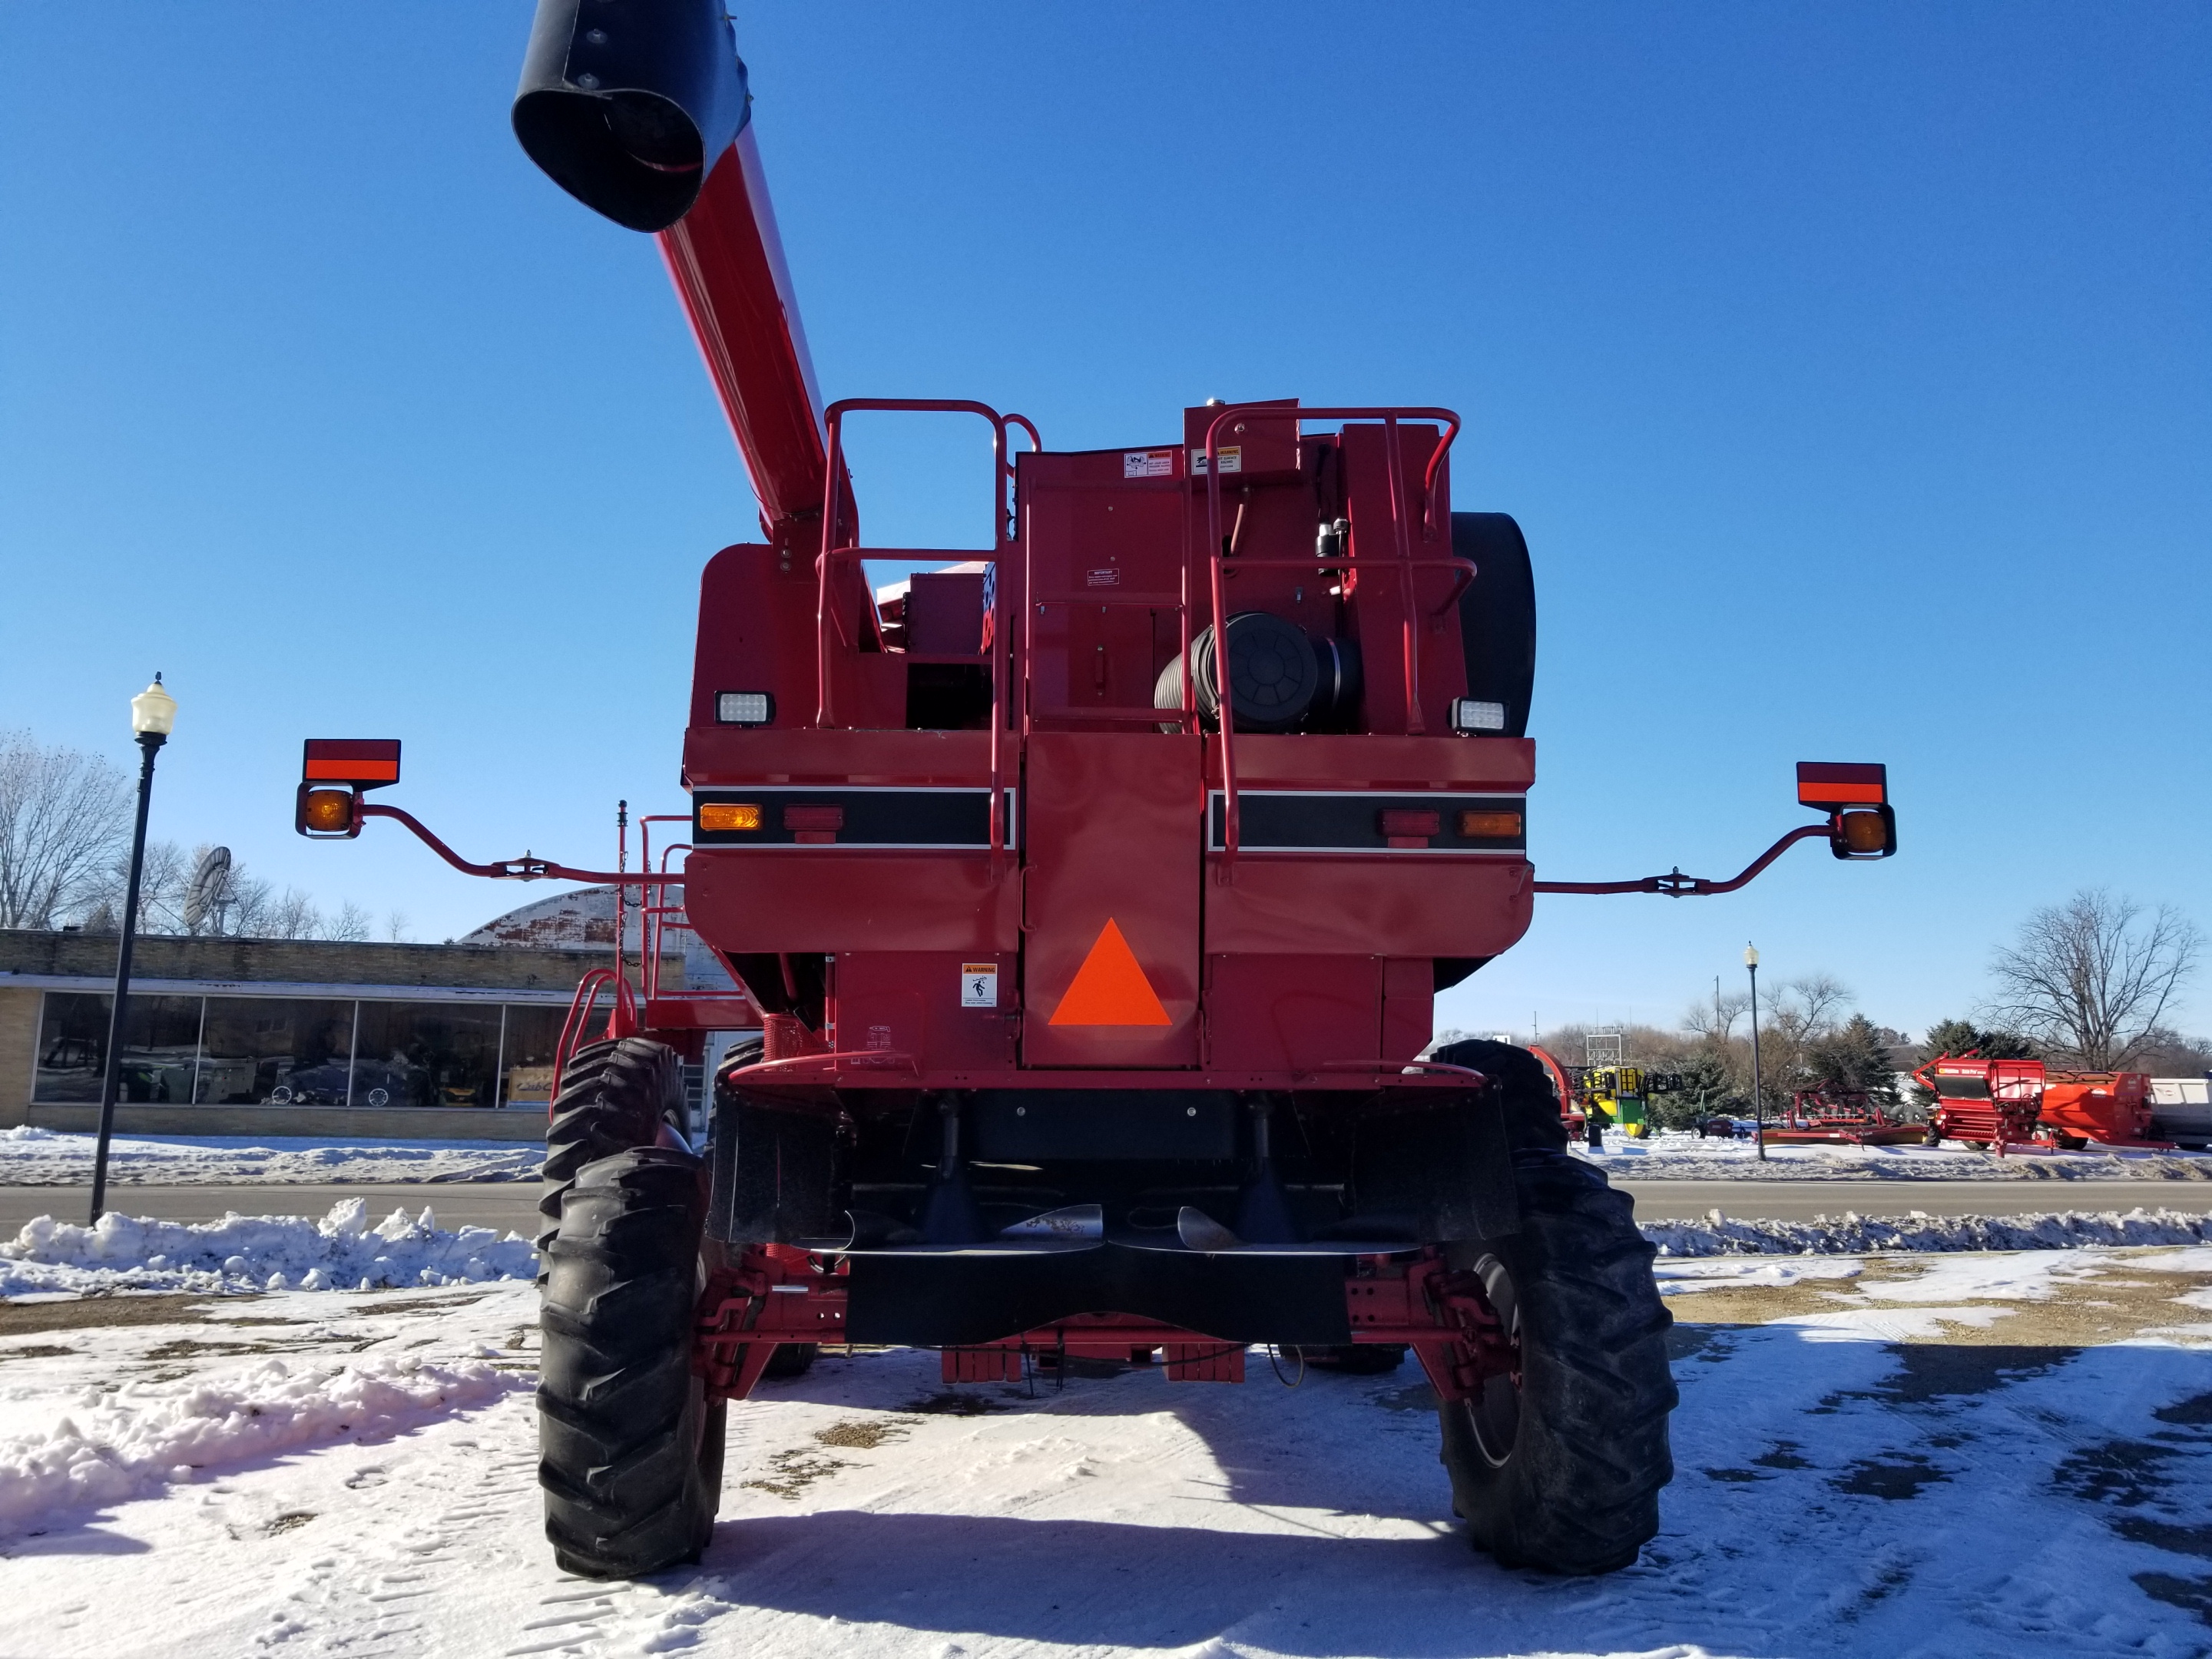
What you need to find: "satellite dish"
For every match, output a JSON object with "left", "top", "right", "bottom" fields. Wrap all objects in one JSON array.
[{"left": 184, "top": 846, "right": 233, "bottom": 935}]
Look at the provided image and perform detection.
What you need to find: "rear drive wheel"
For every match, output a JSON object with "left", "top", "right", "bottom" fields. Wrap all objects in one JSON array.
[
  {"left": 538, "top": 1146, "right": 720, "bottom": 1578},
  {"left": 1435, "top": 1153, "right": 1676, "bottom": 1575},
  {"left": 538, "top": 1037, "right": 685, "bottom": 1259}
]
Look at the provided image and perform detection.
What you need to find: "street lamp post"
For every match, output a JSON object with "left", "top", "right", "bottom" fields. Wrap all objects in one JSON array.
[
  {"left": 1745, "top": 943, "right": 1765, "bottom": 1164},
  {"left": 89, "top": 675, "right": 177, "bottom": 1226}
]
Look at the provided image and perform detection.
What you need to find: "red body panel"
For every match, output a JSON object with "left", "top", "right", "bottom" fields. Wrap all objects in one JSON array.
[{"left": 1021, "top": 732, "right": 1202, "bottom": 1068}]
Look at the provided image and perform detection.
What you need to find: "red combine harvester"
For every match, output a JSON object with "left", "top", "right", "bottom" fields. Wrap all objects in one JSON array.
[
  {"left": 292, "top": 3, "right": 1898, "bottom": 1581},
  {"left": 1917, "top": 1055, "right": 2167, "bottom": 1152}
]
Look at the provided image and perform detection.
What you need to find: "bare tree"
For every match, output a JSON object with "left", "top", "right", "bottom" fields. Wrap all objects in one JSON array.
[
  {"left": 384, "top": 909, "right": 412, "bottom": 943},
  {"left": 0, "top": 730, "right": 131, "bottom": 929},
  {"left": 1780, "top": 973, "right": 1853, "bottom": 1035},
  {"left": 1986, "top": 889, "right": 2203, "bottom": 1069},
  {"left": 1683, "top": 990, "right": 1749, "bottom": 1043},
  {"left": 326, "top": 901, "right": 374, "bottom": 942},
  {"left": 261, "top": 888, "right": 325, "bottom": 940}
]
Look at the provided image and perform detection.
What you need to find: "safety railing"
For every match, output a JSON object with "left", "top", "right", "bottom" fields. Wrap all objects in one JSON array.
[
  {"left": 816, "top": 398, "right": 1039, "bottom": 860},
  {"left": 1197, "top": 405, "right": 1466, "bottom": 869}
]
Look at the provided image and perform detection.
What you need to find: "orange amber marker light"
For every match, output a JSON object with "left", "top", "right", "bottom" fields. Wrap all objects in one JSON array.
[
  {"left": 1458, "top": 810, "right": 1524, "bottom": 839},
  {"left": 300, "top": 788, "right": 356, "bottom": 833},
  {"left": 1839, "top": 810, "right": 1889, "bottom": 854},
  {"left": 700, "top": 802, "right": 763, "bottom": 832}
]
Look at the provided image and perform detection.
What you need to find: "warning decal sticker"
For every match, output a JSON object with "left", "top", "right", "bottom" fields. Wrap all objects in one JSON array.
[
  {"left": 960, "top": 962, "right": 999, "bottom": 1008},
  {"left": 1122, "top": 449, "right": 1175, "bottom": 478},
  {"left": 1047, "top": 919, "right": 1171, "bottom": 1027},
  {"left": 1187, "top": 445, "right": 1242, "bottom": 476}
]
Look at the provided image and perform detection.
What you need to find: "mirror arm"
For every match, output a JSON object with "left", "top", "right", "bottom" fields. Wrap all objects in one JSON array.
[
  {"left": 356, "top": 802, "right": 684, "bottom": 886},
  {"left": 1533, "top": 821, "right": 1833, "bottom": 897}
]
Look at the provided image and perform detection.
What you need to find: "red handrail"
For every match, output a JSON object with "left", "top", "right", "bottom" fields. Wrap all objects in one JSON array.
[
  {"left": 550, "top": 967, "right": 637, "bottom": 1115},
  {"left": 816, "top": 397, "right": 1025, "bottom": 862},
  {"left": 1199, "top": 404, "right": 1462, "bottom": 872}
]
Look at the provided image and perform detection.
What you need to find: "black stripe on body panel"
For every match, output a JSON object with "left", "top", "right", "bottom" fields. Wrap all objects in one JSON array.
[
  {"left": 694, "top": 788, "right": 1016, "bottom": 849},
  {"left": 1207, "top": 790, "right": 1527, "bottom": 854}
]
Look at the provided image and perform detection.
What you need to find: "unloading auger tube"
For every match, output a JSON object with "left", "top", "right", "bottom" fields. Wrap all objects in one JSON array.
[{"left": 286, "top": 0, "right": 1901, "bottom": 1588}]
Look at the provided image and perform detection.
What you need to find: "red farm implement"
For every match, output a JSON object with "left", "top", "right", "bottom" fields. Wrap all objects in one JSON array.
[
  {"left": 1763, "top": 1084, "right": 1926, "bottom": 1147},
  {"left": 291, "top": 1, "right": 1899, "bottom": 1583},
  {"left": 1915, "top": 1055, "right": 2169, "bottom": 1152}
]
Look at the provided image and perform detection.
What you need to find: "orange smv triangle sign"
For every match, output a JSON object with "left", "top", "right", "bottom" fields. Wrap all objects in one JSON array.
[{"left": 1048, "top": 919, "right": 1171, "bottom": 1027}]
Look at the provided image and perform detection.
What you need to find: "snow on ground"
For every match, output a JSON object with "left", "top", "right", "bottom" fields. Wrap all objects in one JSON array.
[
  {"left": 1647, "top": 1207, "right": 2212, "bottom": 1257},
  {"left": 0, "top": 1125, "right": 541, "bottom": 1185},
  {"left": 0, "top": 1199, "right": 537, "bottom": 1297},
  {"left": 3, "top": 1252, "right": 2212, "bottom": 1657},
  {"left": 1583, "top": 1126, "right": 2212, "bottom": 1181},
  {"left": 9, "top": 1195, "right": 2212, "bottom": 1302}
]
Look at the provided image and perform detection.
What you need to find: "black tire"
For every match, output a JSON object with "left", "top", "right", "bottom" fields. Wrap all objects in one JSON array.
[
  {"left": 538, "top": 1146, "right": 719, "bottom": 1579},
  {"left": 1452, "top": 512, "right": 1536, "bottom": 740},
  {"left": 1426, "top": 1038, "right": 1571, "bottom": 1157},
  {"left": 1435, "top": 1154, "right": 1675, "bottom": 1574},
  {"left": 538, "top": 1037, "right": 685, "bottom": 1259},
  {"left": 763, "top": 1342, "right": 820, "bottom": 1380}
]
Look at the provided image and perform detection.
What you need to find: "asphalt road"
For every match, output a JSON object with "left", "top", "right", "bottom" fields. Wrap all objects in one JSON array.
[{"left": 6, "top": 1178, "right": 2212, "bottom": 1234}]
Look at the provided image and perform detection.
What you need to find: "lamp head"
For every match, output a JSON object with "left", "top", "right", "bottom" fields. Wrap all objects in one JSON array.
[
  {"left": 131, "top": 674, "right": 177, "bottom": 738},
  {"left": 1743, "top": 943, "right": 1760, "bottom": 969}
]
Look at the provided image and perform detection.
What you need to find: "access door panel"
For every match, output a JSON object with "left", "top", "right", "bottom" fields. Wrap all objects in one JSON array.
[{"left": 1022, "top": 732, "right": 1201, "bottom": 1067}]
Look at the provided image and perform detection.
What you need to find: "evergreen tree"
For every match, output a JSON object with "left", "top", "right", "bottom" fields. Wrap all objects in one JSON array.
[{"left": 1806, "top": 1013, "right": 1899, "bottom": 1104}]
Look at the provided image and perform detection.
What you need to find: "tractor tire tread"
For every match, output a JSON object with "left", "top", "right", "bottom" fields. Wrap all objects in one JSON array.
[
  {"left": 537, "top": 1038, "right": 684, "bottom": 1258},
  {"left": 1435, "top": 1151, "right": 1676, "bottom": 1575},
  {"left": 538, "top": 1145, "right": 719, "bottom": 1581}
]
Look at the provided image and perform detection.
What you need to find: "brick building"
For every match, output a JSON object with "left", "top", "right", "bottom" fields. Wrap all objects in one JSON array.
[{"left": 0, "top": 925, "right": 697, "bottom": 1142}]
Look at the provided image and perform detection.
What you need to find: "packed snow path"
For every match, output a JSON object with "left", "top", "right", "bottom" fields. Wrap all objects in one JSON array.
[{"left": 3, "top": 1252, "right": 2212, "bottom": 1657}]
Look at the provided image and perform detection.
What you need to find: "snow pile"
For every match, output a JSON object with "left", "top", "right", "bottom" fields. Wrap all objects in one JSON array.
[
  {"left": 0, "top": 1352, "right": 512, "bottom": 1536},
  {"left": 1583, "top": 1127, "right": 2212, "bottom": 1181},
  {"left": 0, "top": 1127, "right": 540, "bottom": 1186},
  {"left": 1645, "top": 1204, "right": 2212, "bottom": 1257},
  {"left": 0, "top": 1199, "right": 538, "bottom": 1296}
]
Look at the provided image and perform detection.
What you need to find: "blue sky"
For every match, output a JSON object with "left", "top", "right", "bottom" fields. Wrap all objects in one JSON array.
[{"left": 2, "top": 4, "right": 2206, "bottom": 1041}]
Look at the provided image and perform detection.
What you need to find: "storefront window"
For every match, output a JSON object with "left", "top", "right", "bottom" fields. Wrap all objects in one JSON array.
[
  {"left": 196, "top": 998, "right": 356, "bottom": 1105},
  {"left": 33, "top": 992, "right": 203, "bottom": 1103},
  {"left": 31, "top": 991, "right": 597, "bottom": 1110},
  {"left": 498, "top": 1005, "right": 566, "bottom": 1108},
  {"left": 352, "top": 1001, "right": 502, "bottom": 1109}
]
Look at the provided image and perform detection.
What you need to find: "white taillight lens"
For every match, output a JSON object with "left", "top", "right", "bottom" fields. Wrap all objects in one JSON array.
[
  {"left": 1452, "top": 698, "right": 1506, "bottom": 733},
  {"left": 716, "top": 691, "right": 772, "bottom": 726}
]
